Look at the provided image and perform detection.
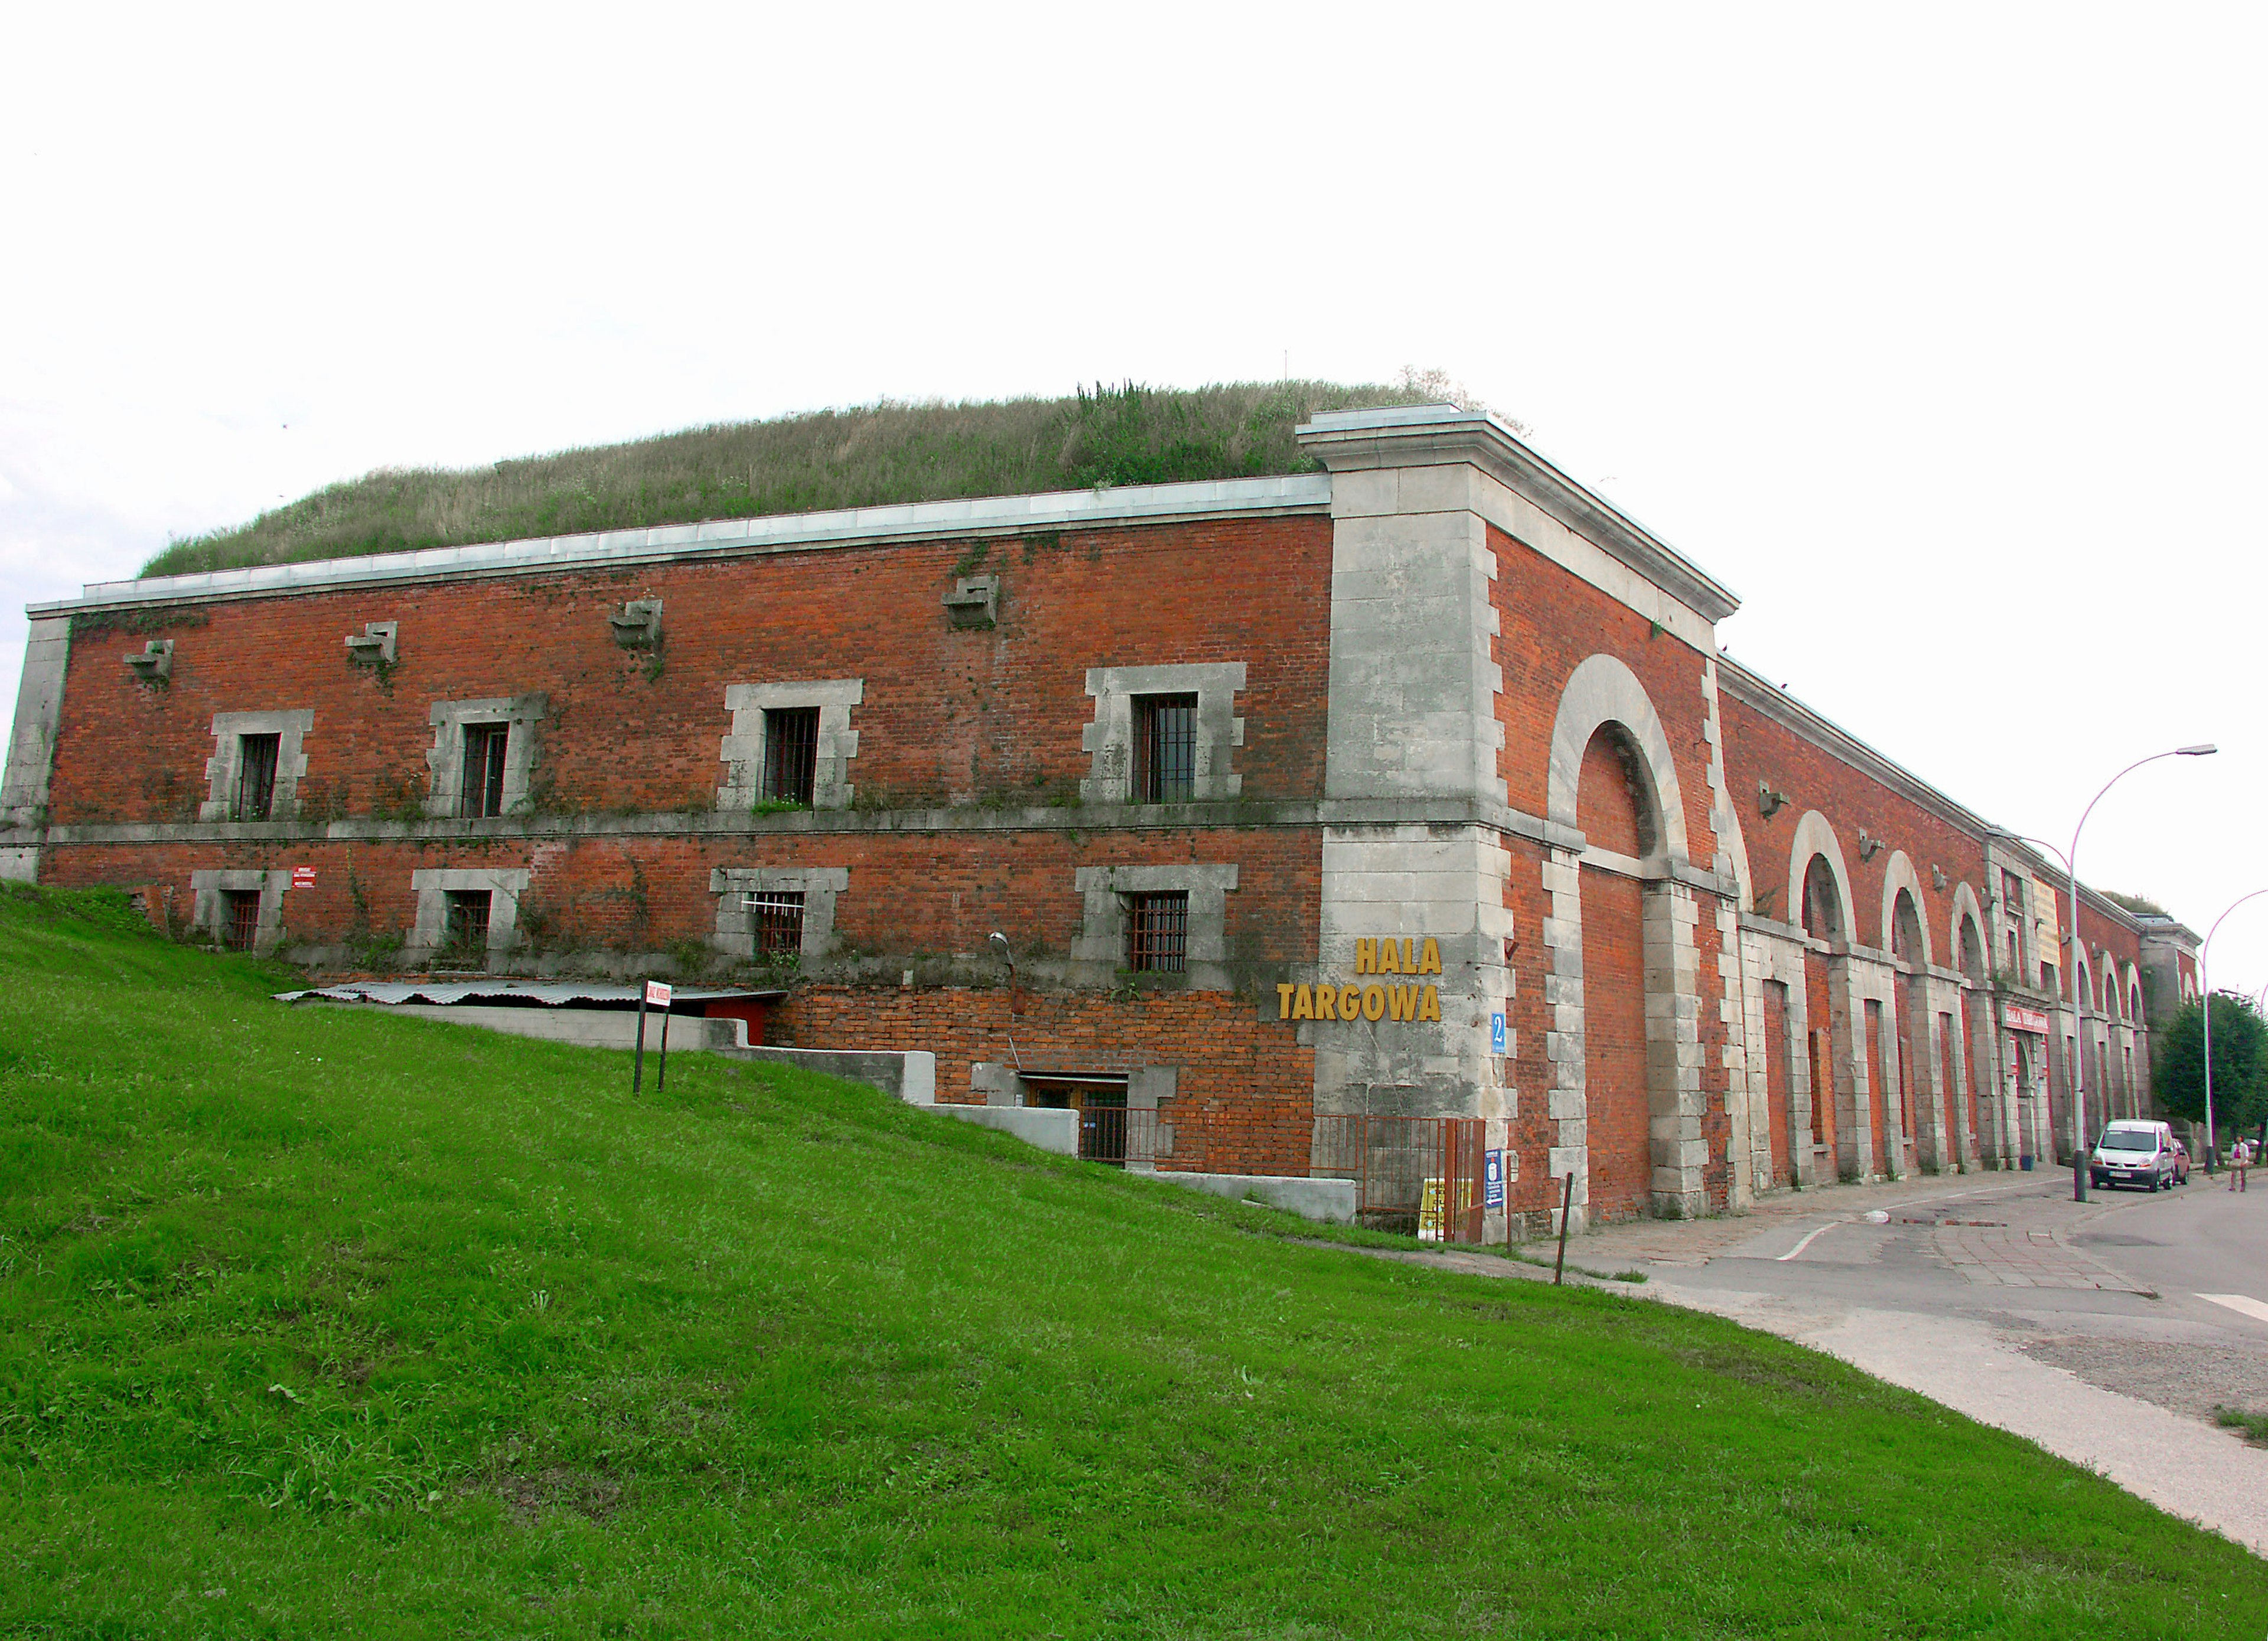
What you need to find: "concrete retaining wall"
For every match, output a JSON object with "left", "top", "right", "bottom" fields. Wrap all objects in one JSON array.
[{"left": 1129, "top": 1168, "right": 1357, "bottom": 1223}]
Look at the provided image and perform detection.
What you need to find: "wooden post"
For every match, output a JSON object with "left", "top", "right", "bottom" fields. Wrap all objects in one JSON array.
[
  {"left": 1553, "top": 1171, "right": 1575, "bottom": 1285},
  {"left": 633, "top": 993, "right": 648, "bottom": 1095},
  {"left": 656, "top": 1004, "right": 671, "bottom": 1094}
]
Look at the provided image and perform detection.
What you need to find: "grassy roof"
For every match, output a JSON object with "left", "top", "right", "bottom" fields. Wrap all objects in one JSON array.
[{"left": 141, "top": 380, "right": 1432, "bottom": 579}]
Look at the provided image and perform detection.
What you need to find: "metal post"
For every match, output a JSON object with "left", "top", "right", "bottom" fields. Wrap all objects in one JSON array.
[
  {"left": 1553, "top": 1172, "right": 1574, "bottom": 1285},
  {"left": 633, "top": 993, "right": 648, "bottom": 1095},
  {"left": 656, "top": 1002, "right": 670, "bottom": 1095},
  {"left": 2198, "top": 888, "right": 2268, "bottom": 1176}
]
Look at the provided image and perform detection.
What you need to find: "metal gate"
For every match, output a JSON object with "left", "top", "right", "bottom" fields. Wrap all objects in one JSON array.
[{"left": 1311, "top": 1115, "right": 1487, "bottom": 1243}]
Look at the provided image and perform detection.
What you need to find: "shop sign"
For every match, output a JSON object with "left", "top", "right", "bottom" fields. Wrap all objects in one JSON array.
[
  {"left": 1276, "top": 936, "right": 1445, "bottom": 1023},
  {"left": 2006, "top": 1004, "right": 2049, "bottom": 1034}
]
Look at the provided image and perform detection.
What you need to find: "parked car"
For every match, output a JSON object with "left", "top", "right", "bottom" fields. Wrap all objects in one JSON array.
[
  {"left": 2089, "top": 1120, "right": 2179, "bottom": 1191},
  {"left": 2169, "top": 1137, "right": 2191, "bottom": 1184}
]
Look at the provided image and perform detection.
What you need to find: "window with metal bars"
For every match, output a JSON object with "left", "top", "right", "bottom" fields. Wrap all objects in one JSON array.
[
  {"left": 1132, "top": 694, "right": 1198, "bottom": 803},
  {"left": 443, "top": 890, "right": 492, "bottom": 956},
  {"left": 223, "top": 889, "right": 261, "bottom": 952},
  {"left": 461, "top": 723, "right": 509, "bottom": 818},
  {"left": 1123, "top": 891, "right": 1189, "bottom": 973},
  {"left": 743, "top": 891, "right": 804, "bottom": 958},
  {"left": 234, "top": 734, "right": 280, "bottom": 820},
  {"left": 761, "top": 708, "right": 819, "bottom": 806}
]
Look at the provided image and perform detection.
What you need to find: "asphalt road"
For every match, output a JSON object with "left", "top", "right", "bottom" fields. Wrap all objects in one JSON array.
[{"left": 1571, "top": 1168, "right": 2268, "bottom": 1555}]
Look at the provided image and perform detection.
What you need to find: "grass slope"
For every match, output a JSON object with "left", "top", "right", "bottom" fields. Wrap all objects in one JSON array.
[
  {"left": 1, "top": 883, "right": 2262, "bottom": 1638},
  {"left": 139, "top": 382, "right": 1430, "bottom": 580}
]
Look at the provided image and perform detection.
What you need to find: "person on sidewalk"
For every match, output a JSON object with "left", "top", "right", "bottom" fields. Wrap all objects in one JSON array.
[{"left": 2231, "top": 1136, "right": 2252, "bottom": 1193}]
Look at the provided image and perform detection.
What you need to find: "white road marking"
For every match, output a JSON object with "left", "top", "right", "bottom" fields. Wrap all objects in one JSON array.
[
  {"left": 1777, "top": 1222, "right": 1839, "bottom": 1261},
  {"left": 2198, "top": 1292, "right": 2268, "bottom": 1324}
]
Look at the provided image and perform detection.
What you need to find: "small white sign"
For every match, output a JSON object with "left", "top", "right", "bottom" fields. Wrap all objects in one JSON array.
[{"left": 644, "top": 980, "right": 673, "bottom": 1008}]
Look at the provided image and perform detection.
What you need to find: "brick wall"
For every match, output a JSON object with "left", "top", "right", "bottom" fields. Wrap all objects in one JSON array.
[{"left": 47, "top": 515, "right": 1334, "bottom": 827}]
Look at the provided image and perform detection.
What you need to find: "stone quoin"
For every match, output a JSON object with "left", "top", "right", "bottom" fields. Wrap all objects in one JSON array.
[{"left": 0, "top": 404, "right": 2202, "bottom": 1234}]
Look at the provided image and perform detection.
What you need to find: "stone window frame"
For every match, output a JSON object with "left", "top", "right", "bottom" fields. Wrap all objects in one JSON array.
[
  {"left": 189, "top": 868, "right": 292, "bottom": 955},
  {"left": 406, "top": 867, "right": 532, "bottom": 966},
  {"left": 709, "top": 865, "right": 849, "bottom": 960},
  {"left": 424, "top": 696, "right": 547, "bottom": 819},
  {"left": 1072, "top": 863, "right": 1238, "bottom": 989},
  {"left": 200, "top": 709, "right": 315, "bottom": 822},
  {"left": 718, "top": 680, "right": 863, "bottom": 811},
  {"left": 1081, "top": 663, "right": 1246, "bottom": 803}
]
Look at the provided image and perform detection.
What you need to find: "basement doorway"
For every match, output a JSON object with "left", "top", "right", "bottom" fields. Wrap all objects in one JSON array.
[{"left": 1021, "top": 1072, "right": 1132, "bottom": 1165}]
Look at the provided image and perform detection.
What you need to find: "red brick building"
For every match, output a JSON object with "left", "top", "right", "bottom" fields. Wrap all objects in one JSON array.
[{"left": 0, "top": 405, "right": 2201, "bottom": 1230}]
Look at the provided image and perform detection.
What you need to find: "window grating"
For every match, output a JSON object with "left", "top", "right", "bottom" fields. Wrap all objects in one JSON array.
[
  {"left": 762, "top": 708, "right": 820, "bottom": 806},
  {"left": 744, "top": 891, "right": 805, "bottom": 958},
  {"left": 234, "top": 734, "right": 280, "bottom": 820},
  {"left": 1124, "top": 891, "right": 1189, "bottom": 973},
  {"left": 1133, "top": 694, "right": 1198, "bottom": 803},
  {"left": 223, "top": 890, "right": 261, "bottom": 951},
  {"left": 461, "top": 723, "right": 509, "bottom": 818},
  {"left": 443, "top": 890, "right": 492, "bottom": 956}
]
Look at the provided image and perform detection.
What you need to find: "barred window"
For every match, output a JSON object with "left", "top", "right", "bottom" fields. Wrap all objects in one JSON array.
[
  {"left": 461, "top": 723, "right": 509, "bottom": 818},
  {"left": 444, "top": 890, "right": 492, "bottom": 956},
  {"left": 223, "top": 889, "right": 261, "bottom": 952},
  {"left": 763, "top": 708, "right": 820, "bottom": 806},
  {"left": 1133, "top": 694, "right": 1198, "bottom": 804},
  {"left": 234, "top": 734, "right": 280, "bottom": 820},
  {"left": 744, "top": 891, "right": 805, "bottom": 958},
  {"left": 1124, "top": 891, "right": 1188, "bottom": 973}
]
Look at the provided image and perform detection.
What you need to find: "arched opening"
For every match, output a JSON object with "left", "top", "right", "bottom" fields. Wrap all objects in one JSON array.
[
  {"left": 1578, "top": 723, "right": 1657, "bottom": 1221},
  {"left": 1957, "top": 911, "right": 1990, "bottom": 1165},
  {"left": 1888, "top": 888, "right": 1926, "bottom": 1175},
  {"left": 1797, "top": 849, "right": 1845, "bottom": 1166}
]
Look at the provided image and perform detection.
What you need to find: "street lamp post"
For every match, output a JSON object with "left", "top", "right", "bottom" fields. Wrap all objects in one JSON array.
[
  {"left": 2198, "top": 889, "right": 2268, "bottom": 1176},
  {"left": 2044, "top": 745, "right": 2217, "bottom": 1203}
]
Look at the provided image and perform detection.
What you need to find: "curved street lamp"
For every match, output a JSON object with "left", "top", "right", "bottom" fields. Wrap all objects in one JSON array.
[
  {"left": 2199, "top": 889, "right": 2268, "bottom": 1175},
  {"left": 2051, "top": 744, "right": 2217, "bottom": 1202}
]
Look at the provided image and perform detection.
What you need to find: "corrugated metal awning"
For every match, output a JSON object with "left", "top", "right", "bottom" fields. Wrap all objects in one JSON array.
[{"left": 276, "top": 979, "right": 787, "bottom": 1008}]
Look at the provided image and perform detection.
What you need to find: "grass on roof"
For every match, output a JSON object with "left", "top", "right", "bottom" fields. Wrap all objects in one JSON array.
[
  {"left": 139, "top": 380, "right": 1434, "bottom": 579},
  {"left": 3, "top": 881, "right": 2263, "bottom": 1637}
]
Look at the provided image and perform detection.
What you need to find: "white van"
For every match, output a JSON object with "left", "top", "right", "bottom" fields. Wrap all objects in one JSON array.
[{"left": 2088, "top": 1120, "right": 2180, "bottom": 1191}]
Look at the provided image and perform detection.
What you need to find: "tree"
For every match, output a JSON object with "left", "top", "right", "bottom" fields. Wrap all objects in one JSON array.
[{"left": 2153, "top": 992, "right": 2268, "bottom": 1137}]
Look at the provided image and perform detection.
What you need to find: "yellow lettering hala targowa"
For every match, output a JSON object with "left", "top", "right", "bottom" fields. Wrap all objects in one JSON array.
[
  {"left": 1292, "top": 983, "right": 1315, "bottom": 1020},
  {"left": 1277, "top": 982, "right": 1295, "bottom": 1019},
  {"left": 1419, "top": 937, "right": 1442, "bottom": 975},
  {"left": 1313, "top": 984, "right": 1337, "bottom": 1021},
  {"left": 1355, "top": 938, "right": 1376, "bottom": 975},
  {"left": 1376, "top": 939, "right": 1401, "bottom": 975},
  {"left": 1339, "top": 985, "right": 1363, "bottom": 1021},
  {"left": 1386, "top": 984, "right": 1417, "bottom": 1021},
  {"left": 1361, "top": 985, "right": 1385, "bottom": 1021},
  {"left": 1418, "top": 985, "right": 1442, "bottom": 1022}
]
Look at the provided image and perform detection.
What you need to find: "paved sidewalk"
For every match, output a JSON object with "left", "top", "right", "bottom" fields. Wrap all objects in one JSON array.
[{"left": 1932, "top": 1220, "right": 2143, "bottom": 1291}]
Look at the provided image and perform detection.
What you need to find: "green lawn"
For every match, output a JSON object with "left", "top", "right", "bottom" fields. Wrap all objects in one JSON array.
[{"left": 2, "top": 883, "right": 2261, "bottom": 1637}]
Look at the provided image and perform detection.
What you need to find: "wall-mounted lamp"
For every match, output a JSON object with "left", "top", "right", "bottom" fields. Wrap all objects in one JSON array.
[
  {"left": 1757, "top": 780, "right": 1788, "bottom": 819},
  {"left": 989, "top": 931, "right": 1024, "bottom": 1071},
  {"left": 1857, "top": 830, "right": 1884, "bottom": 862},
  {"left": 1931, "top": 865, "right": 1948, "bottom": 892}
]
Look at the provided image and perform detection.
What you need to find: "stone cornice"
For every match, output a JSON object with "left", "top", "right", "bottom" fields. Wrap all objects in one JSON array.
[
  {"left": 1295, "top": 403, "right": 1741, "bottom": 624},
  {"left": 30, "top": 475, "right": 1335, "bottom": 618}
]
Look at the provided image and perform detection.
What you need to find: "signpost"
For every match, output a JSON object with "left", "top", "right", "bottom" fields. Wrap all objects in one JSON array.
[{"left": 634, "top": 979, "right": 672, "bottom": 1093}]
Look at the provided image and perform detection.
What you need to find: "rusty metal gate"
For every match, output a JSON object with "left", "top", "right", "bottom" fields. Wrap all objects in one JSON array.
[{"left": 1311, "top": 1115, "right": 1487, "bottom": 1242}]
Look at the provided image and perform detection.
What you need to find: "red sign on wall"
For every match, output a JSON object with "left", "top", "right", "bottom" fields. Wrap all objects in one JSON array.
[
  {"left": 291, "top": 866, "right": 316, "bottom": 891},
  {"left": 2005, "top": 1004, "right": 2050, "bottom": 1034}
]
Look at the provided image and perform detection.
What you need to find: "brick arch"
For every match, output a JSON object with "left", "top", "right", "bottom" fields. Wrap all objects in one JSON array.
[
  {"left": 1785, "top": 810, "right": 1855, "bottom": 938},
  {"left": 1545, "top": 654, "right": 1692, "bottom": 865},
  {"left": 1879, "top": 850, "right": 1933, "bottom": 967},
  {"left": 1950, "top": 882, "right": 1989, "bottom": 976},
  {"left": 2125, "top": 964, "right": 2144, "bottom": 1021}
]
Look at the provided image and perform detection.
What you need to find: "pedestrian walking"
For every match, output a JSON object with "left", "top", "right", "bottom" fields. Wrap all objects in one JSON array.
[{"left": 2231, "top": 1135, "right": 2252, "bottom": 1193}]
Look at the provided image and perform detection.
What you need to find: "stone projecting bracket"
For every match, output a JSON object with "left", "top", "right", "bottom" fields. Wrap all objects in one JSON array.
[
  {"left": 942, "top": 575, "right": 999, "bottom": 630},
  {"left": 125, "top": 640, "right": 172, "bottom": 684},
  {"left": 344, "top": 622, "right": 397, "bottom": 665},
  {"left": 609, "top": 600, "right": 663, "bottom": 648}
]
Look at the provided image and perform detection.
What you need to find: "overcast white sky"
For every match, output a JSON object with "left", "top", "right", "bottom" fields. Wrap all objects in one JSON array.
[{"left": 4, "top": 4, "right": 2264, "bottom": 991}]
